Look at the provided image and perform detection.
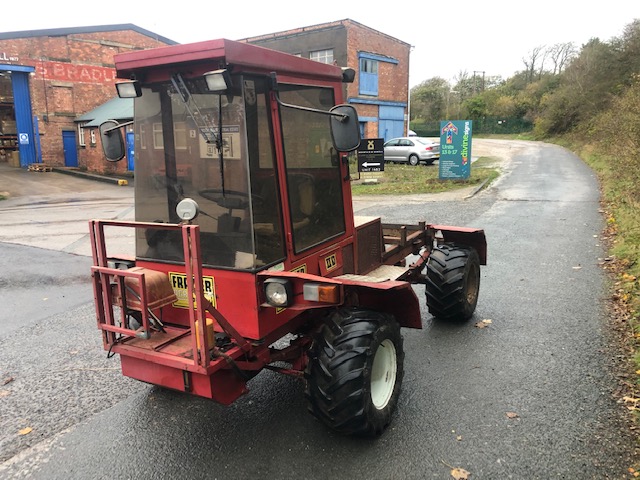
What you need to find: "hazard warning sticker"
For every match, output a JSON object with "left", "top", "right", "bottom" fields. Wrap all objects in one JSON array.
[{"left": 168, "top": 272, "right": 216, "bottom": 309}]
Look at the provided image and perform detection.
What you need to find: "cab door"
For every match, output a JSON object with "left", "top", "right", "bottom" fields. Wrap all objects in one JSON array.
[{"left": 277, "top": 84, "right": 347, "bottom": 260}]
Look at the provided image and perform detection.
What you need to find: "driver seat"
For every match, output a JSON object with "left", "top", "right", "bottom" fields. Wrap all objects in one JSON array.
[{"left": 291, "top": 175, "right": 315, "bottom": 229}]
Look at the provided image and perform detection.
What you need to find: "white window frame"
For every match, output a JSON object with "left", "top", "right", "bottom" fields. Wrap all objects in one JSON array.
[
  {"left": 153, "top": 122, "right": 163, "bottom": 149},
  {"left": 310, "top": 49, "right": 334, "bottom": 64},
  {"left": 78, "top": 122, "right": 86, "bottom": 146},
  {"left": 174, "top": 121, "right": 187, "bottom": 150},
  {"left": 139, "top": 124, "right": 147, "bottom": 150}
]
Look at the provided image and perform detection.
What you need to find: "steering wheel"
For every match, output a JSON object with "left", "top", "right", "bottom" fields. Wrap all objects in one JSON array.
[{"left": 198, "top": 189, "right": 262, "bottom": 210}]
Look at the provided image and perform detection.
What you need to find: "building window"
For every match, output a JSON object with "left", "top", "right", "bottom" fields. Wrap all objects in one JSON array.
[
  {"left": 174, "top": 121, "right": 187, "bottom": 150},
  {"left": 310, "top": 49, "right": 334, "bottom": 64},
  {"left": 153, "top": 123, "right": 163, "bottom": 149},
  {"left": 78, "top": 123, "right": 86, "bottom": 146},
  {"left": 152, "top": 122, "right": 187, "bottom": 149},
  {"left": 90, "top": 129, "right": 96, "bottom": 145},
  {"left": 359, "top": 58, "right": 379, "bottom": 96},
  {"left": 139, "top": 124, "right": 147, "bottom": 149}
]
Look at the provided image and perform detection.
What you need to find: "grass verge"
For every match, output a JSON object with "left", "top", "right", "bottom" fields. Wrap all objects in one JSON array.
[
  {"left": 350, "top": 157, "right": 501, "bottom": 196},
  {"left": 569, "top": 141, "right": 640, "bottom": 422}
]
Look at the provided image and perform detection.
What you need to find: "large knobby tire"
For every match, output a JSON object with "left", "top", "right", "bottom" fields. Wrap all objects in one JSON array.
[
  {"left": 426, "top": 244, "right": 480, "bottom": 321},
  {"left": 305, "top": 307, "right": 404, "bottom": 436}
]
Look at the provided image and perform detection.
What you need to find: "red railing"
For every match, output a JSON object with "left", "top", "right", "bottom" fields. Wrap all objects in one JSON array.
[{"left": 88, "top": 220, "right": 211, "bottom": 369}]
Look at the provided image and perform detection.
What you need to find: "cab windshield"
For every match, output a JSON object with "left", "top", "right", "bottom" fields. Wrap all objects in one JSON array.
[{"left": 132, "top": 75, "right": 285, "bottom": 270}]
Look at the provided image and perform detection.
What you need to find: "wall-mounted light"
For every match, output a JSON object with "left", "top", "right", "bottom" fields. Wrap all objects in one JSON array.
[
  {"left": 203, "top": 69, "right": 231, "bottom": 92},
  {"left": 115, "top": 80, "right": 142, "bottom": 98}
]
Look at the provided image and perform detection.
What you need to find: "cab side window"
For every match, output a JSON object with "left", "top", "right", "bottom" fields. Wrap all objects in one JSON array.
[{"left": 279, "top": 85, "right": 346, "bottom": 254}]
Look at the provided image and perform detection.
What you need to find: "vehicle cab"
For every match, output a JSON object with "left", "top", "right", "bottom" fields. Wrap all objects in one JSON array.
[{"left": 97, "top": 39, "right": 361, "bottom": 340}]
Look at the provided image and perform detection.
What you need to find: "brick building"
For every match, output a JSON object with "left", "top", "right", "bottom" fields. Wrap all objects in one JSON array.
[
  {"left": 242, "top": 19, "right": 411, "bottom": 141},
  {"left": 0, "top": 25, "right": 175, "bottom": 173},
  {"left": 0, "top": 20, "right": 408, "bottom": 175}
]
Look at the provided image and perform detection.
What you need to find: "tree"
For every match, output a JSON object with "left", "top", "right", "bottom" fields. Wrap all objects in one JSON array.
[
  {"left": 492, "top": 95, "right": 519, "bottom": 118},
  {"left": 617, "top": 19, "right": 640, "bottom": 86},
  {"left": 522, "top": 46, "right": 545, "bottom": 83},
  {"left": 409, "top": 77, "right": 450, "bottom": 122},
  {"left": 534, "top": 38, "right": 617, "bottom": 136},
  {"left": 453, "top": 70, "right": 474, "bottom": 101},
  {"left": 461, "top": 96, "right": 487, "bottom": 119},
  {"left": 547, "top": 42, "right": 576, "bottom": 74}
]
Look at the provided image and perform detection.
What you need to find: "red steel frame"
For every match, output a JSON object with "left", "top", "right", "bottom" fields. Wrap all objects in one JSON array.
[
  {"left": 88, "top": 219, "right": 321, "bottom": 402},
  {"left": 88, "top": 218, "right": 484, "bottom": 403}
]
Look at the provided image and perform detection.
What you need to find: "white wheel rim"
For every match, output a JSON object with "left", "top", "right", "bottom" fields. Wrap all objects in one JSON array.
[{"left": 370, "top": 339, "right": 397, "bottom": 410}]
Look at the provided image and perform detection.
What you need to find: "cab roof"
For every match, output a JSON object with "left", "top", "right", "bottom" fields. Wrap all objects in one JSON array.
[{"left": 114, "top": 38, "right": 344, "bottom": 83}]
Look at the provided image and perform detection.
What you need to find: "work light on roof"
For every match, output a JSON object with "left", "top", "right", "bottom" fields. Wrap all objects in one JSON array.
[
  {"left": 116, "top": 80, "right": 142, "bottom": 98},
  {"left": 204, "top": 69, "right": 231, "bottom": 92}
]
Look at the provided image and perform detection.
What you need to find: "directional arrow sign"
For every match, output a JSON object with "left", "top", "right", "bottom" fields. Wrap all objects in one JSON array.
[
  {"left": 358, "top": 138, "right": 384, "bottom": 172},
  {"left": 441, "top": 121, "right": 458, "bottom": 145}
]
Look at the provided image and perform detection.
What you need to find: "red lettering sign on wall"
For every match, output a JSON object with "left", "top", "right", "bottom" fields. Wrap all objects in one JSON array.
[{"left": 38, "top": 61, "right": 117, "bottom": 84}]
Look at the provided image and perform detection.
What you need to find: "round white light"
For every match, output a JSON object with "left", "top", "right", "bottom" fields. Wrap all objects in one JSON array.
[
  {"left": 265, "top": 281, "right": 289, "bottom": 307},
  {"left": 176, "top": 198, "right": 199, "bottom": 221}
]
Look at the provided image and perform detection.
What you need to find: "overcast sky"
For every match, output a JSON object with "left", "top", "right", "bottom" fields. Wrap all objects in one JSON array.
[{"left": 2, "top": 0, "right": 639, "bottom": 88}]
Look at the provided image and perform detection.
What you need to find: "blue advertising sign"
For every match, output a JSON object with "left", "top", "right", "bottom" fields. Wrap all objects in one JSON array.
[{"left": 439, "top": 120, "right": 473, "bottom": 179}]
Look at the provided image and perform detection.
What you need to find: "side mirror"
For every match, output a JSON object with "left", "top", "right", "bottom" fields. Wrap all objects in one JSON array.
[
  {"left": 330, "top": 105, "right": 360, "bottom": 152},
  {"left": 99, "top": 120, "right": 126, "bottom": 162}
]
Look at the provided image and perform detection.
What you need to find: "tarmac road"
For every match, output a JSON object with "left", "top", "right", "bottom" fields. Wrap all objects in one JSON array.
[
  {"left": 0, "top": 166, "right": 135, "bottom": 335},
  {"left": 0, "top": 140, "right": 637, "bottom": 478}
]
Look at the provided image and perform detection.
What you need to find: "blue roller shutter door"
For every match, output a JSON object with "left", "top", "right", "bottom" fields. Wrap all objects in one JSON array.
[
  {"left": 379, "top": 105, "right": 405, "bottom": 141},
  {"left": 11, "top": 70, "right": 36, "bottom": 167}
]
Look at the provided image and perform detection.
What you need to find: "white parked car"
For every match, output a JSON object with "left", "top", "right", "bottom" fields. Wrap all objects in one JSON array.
[{"left": 383, "top": 137, "right": 440, "bottom": 166}]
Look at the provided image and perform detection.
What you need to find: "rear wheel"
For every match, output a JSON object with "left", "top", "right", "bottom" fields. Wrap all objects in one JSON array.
[
  {"left": 426, "top": 244, "right": 480, "bottom": 321},
  {"left": 305, "top": 307, "right": 404, "bottom": 436},
  {"left": 408, "top": 154, "right": 419, "bottom": 166}
]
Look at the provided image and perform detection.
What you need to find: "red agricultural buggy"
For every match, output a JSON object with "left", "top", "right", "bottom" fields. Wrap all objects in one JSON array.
[{"left": 90, "top": 38, "right": 487, "bottom": 436}]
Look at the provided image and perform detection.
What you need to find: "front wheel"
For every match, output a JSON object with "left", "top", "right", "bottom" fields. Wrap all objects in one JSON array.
[
  {"left": 426, "top": 244, "right": 480, "bottom": 321},
  {"left": 305, "top": 308, "right": 404, "bottom": 436}
]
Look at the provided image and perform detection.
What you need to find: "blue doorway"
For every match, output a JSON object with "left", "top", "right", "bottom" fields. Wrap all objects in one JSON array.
[
  {"left": 126, "top": 131, "right": 134, "bottom": 171},
  {"left": 62, "top": 131, "right": 78, "bottom": 167},
  {"left": 5, "top": 68, "right": 37, "bottom": 167},
  {"left": 379, "top": 105, "right": 405, "bottom": 141}
]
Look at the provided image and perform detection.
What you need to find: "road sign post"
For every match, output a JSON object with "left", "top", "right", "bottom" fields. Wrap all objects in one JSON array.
[{"left": 358, "top": 138, "right": 384, "bottom": 173}]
